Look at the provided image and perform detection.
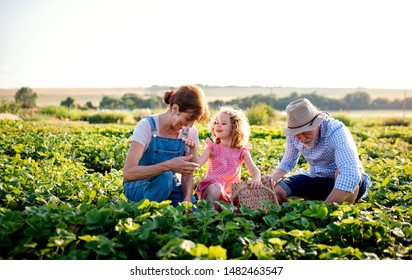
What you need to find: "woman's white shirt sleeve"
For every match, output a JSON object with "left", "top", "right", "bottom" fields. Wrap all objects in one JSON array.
[{"left": 130, "top": 118, "right": 152, "bottom": 151}]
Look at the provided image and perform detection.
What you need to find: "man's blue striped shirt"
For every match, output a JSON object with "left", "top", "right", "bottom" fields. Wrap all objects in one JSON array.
[{"left": 277, "top": 117, "right": 370, "bottom": 193}]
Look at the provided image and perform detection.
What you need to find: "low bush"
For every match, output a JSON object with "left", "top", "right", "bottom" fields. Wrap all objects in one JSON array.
[
  {"left": 88, "top": 111, "right": 127, "bottom": 124},
  {"left": 382, "top": 118, "right": 411, "bottom": 126},
  {"left": 331, "top": 113, "right": 353, "bottom": 126},
  {"left": 246, "top": 103, "right": 278, "bottom": 126}
]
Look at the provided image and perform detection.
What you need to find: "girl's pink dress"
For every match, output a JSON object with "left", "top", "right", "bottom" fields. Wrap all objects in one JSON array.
[{"left": 196, "top": 138, "right": 252, "bottom": 202}]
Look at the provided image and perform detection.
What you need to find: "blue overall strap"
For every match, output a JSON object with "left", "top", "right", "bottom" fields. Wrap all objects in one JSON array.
[
  {"left": 144, "top": 116, "right": 157, "bottom": 136},
  {"left": 182, "top": 127, "right": 189, "bottom": 138}
]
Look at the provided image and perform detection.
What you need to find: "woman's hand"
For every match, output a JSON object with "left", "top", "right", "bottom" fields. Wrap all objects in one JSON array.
[{"left": 169, "top": 155, "right": 200, "bottom": 175}]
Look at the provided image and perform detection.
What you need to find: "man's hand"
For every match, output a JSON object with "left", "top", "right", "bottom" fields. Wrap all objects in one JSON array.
[
  {"left": 261, "top": 175, "right": 273, "bottom": 185},
  {"left": 262, "top": 168, "right": 287, "bottom": 185}
]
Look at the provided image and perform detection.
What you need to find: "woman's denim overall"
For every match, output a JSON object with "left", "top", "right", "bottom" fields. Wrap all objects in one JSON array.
[{"left": 123, "top": 116, "right": 194, "bottom": 206}]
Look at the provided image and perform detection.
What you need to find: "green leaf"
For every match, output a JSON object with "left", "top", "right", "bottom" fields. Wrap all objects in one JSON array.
[
  {"left": 405, "top": 166, "right": 412, "bottom": 176},
  {"left": 289, "top": 229, "right": 314, "bottom": 240},
  {"left": 47, "top": 229, "right": 76, "bottom": 249},
  {"left": 191, "top": 243, "right": 209, "bottom": 257},
  {"left": 12, "top": 144, "right": 24, "bottom": 153},
  {"left": 207, "top": 245, "right": 227, "bottom": 260},
  {"left": 180, "top": 239, "right": 197, "bottom": 253},
  {"left": 138, "top": 220, "right": 156, "bottom": 241},
  {"left": 262, "top": 215, "right": 279, "bottom": 228},
  {"left": 239, "top": 204, "right": 256, "bottom": 216},
  {"left": 156, "top": 238, "right": 185, "bottom": 259},
  {"left": 2, "top": 221, "right": 24, "bottom": 234},
  {"left": 391, "top": 227, "right": 405, "bottom": 238},
  {"left": 302, "top": 204, "right": 328, "bottom": 219},
  {"left": 137, "top": 199, "right": 151, "bottom": 210},
  {"left": 268, "top": 237, "right": 287, "bottom": 249},
  {"left": 250, "top": 241, "right": 271, "bottom": 260},
  {"left": 78, "top": 235, "right": 100, "bottom": 242},
  {"left": 85, "top": 208, "right": 101, "bottom": 224},
  {"left": 82, "top": 235, "right": 116, "bottom": 256}
]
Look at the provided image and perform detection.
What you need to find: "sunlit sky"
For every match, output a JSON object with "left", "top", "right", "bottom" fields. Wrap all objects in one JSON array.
[{"left": 0, "top": 0, "right": 411, "bottom": 89}]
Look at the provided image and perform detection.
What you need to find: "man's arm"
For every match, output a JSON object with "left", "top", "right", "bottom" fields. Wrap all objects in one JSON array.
[
  {"left": 277, "top": 136, "right": 301, "bottom": 173},
  {"left": 328, "top": 125, "right": 362, "bottom": 203},
  {"left": 262, "top": 167, "right": 287, "bottom": 185},
  {"left": 325, "top": 186, "right": 358, "bottom": 203}
]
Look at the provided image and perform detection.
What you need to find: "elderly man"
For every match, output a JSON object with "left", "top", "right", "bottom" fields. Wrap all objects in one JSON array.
[{"left": 263, "top": 98, "right": 371, "bottom": 204}]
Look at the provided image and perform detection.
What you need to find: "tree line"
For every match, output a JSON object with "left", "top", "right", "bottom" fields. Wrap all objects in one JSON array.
[
  {"left": 211, "top": 91, "right": 412, "bottom": 111},
  {"left": 93, "top": 90, "right": 412, "bottom": 111},
  {"left": 2, "top": 87, "right": 412, "bottom": 112}
]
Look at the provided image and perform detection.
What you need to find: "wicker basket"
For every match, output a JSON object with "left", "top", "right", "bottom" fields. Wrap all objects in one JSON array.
[{"left": 231, "top": 179, "right": 281, "bottom": 211}]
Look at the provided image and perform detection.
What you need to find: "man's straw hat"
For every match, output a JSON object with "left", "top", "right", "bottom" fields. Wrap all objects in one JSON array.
[{"left": 284, "top": 98, "right": 327, "bottom": 136}]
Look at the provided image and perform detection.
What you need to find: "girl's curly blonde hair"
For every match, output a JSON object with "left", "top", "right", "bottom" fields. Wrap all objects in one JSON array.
[{"left": 209, "top": 105, "right": 250, "bottom": 148}]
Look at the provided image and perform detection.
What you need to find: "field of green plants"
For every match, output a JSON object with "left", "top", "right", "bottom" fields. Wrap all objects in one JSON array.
[{"left": 0, "top": 118, "right": 411, "bottom": 260}]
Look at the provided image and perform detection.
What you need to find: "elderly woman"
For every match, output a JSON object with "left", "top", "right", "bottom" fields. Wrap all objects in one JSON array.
[{"left": 123, "top": 84, "right": 210, "bottom": 206}]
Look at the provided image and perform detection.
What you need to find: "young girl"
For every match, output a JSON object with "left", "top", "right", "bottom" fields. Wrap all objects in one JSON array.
[{"left": 185, "top": 105, "right": 261, "bottom": 206}]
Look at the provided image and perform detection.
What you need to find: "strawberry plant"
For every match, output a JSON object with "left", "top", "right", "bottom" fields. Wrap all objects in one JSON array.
[{"left": 0, "top": 119, "right": 411, "bottom": 259}]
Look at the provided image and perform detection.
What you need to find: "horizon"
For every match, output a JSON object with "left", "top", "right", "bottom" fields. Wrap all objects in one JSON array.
[
  {"left": 1, "top": 86, "right": 409, "bottom": 106},
  {"left": 1, "top": 0, "right": 411, "bottom": 89}
]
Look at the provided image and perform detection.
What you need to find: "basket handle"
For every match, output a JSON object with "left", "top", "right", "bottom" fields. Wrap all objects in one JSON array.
[
  {"left": 231, "top": 177, "right": 283, "bottom": 207},
  {"left": 231, "top": 182, "right": 275, "bottom": 202}
]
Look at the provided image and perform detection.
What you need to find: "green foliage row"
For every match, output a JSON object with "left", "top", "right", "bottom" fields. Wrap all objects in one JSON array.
[
  {"left": 0, "top": 119, "right": 411, "bottom": 260},
  {"left": 212, "top": 91, "right": 412, "bottom": 111},
  {"left": 0, "top": 99, "right": 20, "bottom": 114},
  {"left": 88, "top": 111, "right": 127, "bottom": 124}
]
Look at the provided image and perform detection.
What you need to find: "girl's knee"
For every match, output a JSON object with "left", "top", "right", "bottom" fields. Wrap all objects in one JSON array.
[{"left": 204, "top": 184, "right": 221, "bottom": 201}]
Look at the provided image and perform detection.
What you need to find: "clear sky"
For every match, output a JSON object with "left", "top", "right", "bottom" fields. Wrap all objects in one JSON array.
[{"left": 1, "top": 0, "right": 411, "bottom": 89}]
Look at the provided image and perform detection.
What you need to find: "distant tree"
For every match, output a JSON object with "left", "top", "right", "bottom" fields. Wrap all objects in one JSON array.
[
  {"left": 343, "top": 91, "right": 371, "bottom": 110},
  {"left": 121, "top": 93, "right": 143, "bottom": 109},
  {"left": 100, "top": 96, "right": 122, "bottom": 109},
  {"left": 209, "top": 99, "right": 226, "bottom": 110},
  {"left": 14, "top": 87, "right": 37, "bottom": 108},
  {"left": 227, "top": 94, "right": 278, "bottom": 110},
  {"left": 275, "top": 92, "right": 301, "bottom": 110},
  {"left": 144, "top": 95, "right": 163, "bottom": 109},
  {"left": 405, "top": 97, "right": 412, "bottom": 110},
  {"left": 370, "top": 98, "right": 390, "bottom": 109},
  {"left": 384, "top": 97, "right": 412, "bottom": 110},
  {"left": 297, "top": 92, "right": 343, "bottom": 111},
  {"left": 60, "top": 97, "right": 75, "bottom": 108},
  {"left": 85, "top": 101, "right": 96, "bottom": 109}
]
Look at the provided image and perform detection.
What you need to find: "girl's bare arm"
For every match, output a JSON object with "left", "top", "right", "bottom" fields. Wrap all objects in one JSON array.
[{"left": 243, "top": 152, "right": 262, "bottom": 188}]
